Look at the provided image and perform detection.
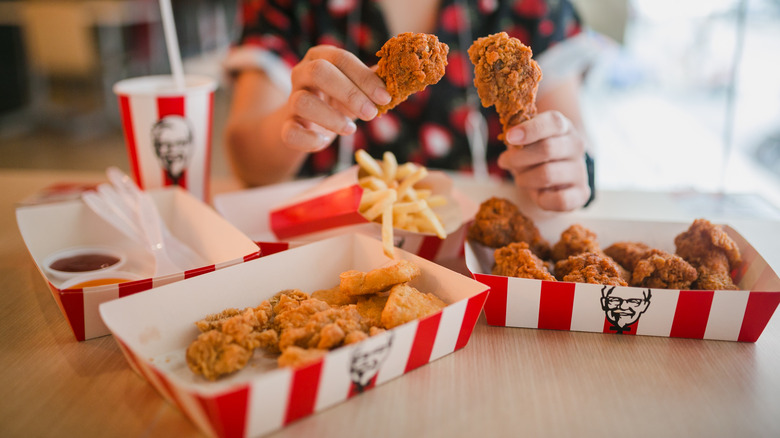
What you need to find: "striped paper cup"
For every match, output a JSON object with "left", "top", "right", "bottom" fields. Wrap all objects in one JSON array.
[{"left": 114, "top": 75, "right": 217, "bottom": 202}]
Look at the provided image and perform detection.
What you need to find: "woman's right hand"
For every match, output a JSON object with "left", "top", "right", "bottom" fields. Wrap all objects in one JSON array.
[{"left": 282, "top": 45, "right": 392, "bottom": 152}]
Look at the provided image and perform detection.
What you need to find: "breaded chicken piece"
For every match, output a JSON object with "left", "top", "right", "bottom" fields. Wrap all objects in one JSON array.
[
  {"left": 551, "top": 224, "right": 602, "bottom": 262},
  {"left": 467, "top": 197, "right": 551, "bottom": 258},
  {"left": 381, "top": 283, "right": 447, "bottom": 329},
  {"left": 554, "top": 252, "right": 628, "bottom": 286},
  {"left": 356, "top": 294, "right": 390, "bottom": 328},
  {"left": 468, "top": 32, "right": 542, "bottom": 143},
  {"left": 278, "top": 305, "right": 366, "bottom": 351},
  {"left": 186, "top": 307, "right": 267, "bottom": 380},
  {"left": 492, "top": 242, "right": 556, "bottom": 281},
  {"left": 631, "top": 249, "right": 698, "bottom": 289},
  {"left": 339, "top": 260, "right": 422, "bottom": 296},
  {"left": 603, "top": 241, "right": 652, "bottom": 271},
  {"left": 376, "top": 32, "right": 449, "bottom": 114},
  {"left": 674, "top": 219, "right": 742, "bottom": 290},
  {"left": 278, "top": 346, "right": 328, "bottom": 368},
  {"left": 312, "top": 285, "right": 358, "bottom": 306}
]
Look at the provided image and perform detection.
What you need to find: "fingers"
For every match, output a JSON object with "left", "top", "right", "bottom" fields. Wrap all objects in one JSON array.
[
  {"left": 528, "top": 183, "right": 592, "bottom": 212},
  {"left": 504, "top": 110, "right": 571, "bottom": 147},
  {"left": 295, "top": 46, "right": 390, "bottom": 120},
  {"left": 280, "top": 119, "right": 337, "bottom": 152},
  {"left": 288, "top": 89, "right": 356, "bottom": 137}
]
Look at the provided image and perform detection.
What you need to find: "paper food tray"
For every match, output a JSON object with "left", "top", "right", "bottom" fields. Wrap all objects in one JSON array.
[
  {"left": 465, "top": 218, "right": 780, "bottom": 342},
  {"left": 100, "top": 234, "right": 489, "bottom": 438},
  {"left": 16, "top": 186, "right": 262, "bottom": 341}
]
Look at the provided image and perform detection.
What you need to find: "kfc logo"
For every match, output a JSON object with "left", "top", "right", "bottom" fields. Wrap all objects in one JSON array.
[
  {"left": 601, "top": 286, "right": 652, "bottom": 334},
  {"left": 349, "top": 333, "right": 393, "bottom": 394},
  {"left": 151, "top": 115, "right": 193, "bottom": 185}
]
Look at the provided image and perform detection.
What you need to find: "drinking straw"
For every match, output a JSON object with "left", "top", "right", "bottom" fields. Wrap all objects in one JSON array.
[{"left": 159, "top": 0, "right": 185, "bottom": 91}]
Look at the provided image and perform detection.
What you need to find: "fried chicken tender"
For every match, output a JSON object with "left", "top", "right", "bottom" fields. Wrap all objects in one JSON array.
[
  {"left": 376, "top": 32, "right": 449, "bottom": 114},
  {"left": 492, "top": 242, "right": 556, "bottom": 281},
  {"left": 381, "top": 283, "right": 447, "bottom": 329},
  {"left": 554, "top": 252, "right": 628, "bottom": 286},
  {"left": 467, "top": 197, "right": 551, "bottom": 258},
  {"left": 631, "top": 249, "right": 698, "bottom": 289},
  {"left": 551, "top": 224, "right": 601, "bottom": 262},
  {"left": 340, "top": 260, "right": 422, "bottom": 296},
  {"left": 468, "top": 32, "right": 542, "bottom": 143},
  {"left": 674, "top": 219, "right": 742, "bottom": 290},
  {"left": 356, "top": 294, "right": 390, "bottom": 328},
  {"left": 312, "top": 285, "right": 358, "bottom": 306}
]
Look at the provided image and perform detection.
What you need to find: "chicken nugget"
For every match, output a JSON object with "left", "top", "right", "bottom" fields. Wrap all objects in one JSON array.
[
  {"left": 186, "top": 330, "right": 255, "bottom": 381},
  {"left": 381, "top": 283, "right": 447, "bottom": 329},
  {"left": 356, "top": 294, "right": 390, "bottom": 328},
  {"left": 631, "top": 249, "right": 698, "bottom": 289},
  {"left": 340, "top": 260, "right": 422, "bottom": 296},
  {"left": 376, "top": 32, "right": 449, "bottom": 114},
  {"left": 551, "top": 224, "right": 601, "bottom": 262},
  {"left": 312, "top": 285, "right": 358, "bottom": 306},
  {"left": 468, "top": 32, "right": 542, "bottom": 143}
]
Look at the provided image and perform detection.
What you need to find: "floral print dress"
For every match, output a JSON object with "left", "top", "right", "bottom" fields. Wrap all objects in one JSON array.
[{"left": 233, "top": 0, "right": 582, "bottom": 178}]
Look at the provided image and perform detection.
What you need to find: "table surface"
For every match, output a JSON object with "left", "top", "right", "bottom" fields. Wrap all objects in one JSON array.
[{"left": 2, "top": 168, "right": 779, "bottom": 438}]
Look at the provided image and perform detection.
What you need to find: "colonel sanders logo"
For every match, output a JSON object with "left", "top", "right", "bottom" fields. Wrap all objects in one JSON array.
[
  {"left": 601, "top": 286, "right": 652, "bottom": 334},
  {"left": 349, "top": 333, "right": 393, "bottom": 394},
  {"left": 151, "top": 115, "right": 193, "bottom": 185}
]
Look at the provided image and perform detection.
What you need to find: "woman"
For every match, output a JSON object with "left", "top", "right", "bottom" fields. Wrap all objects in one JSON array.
[{"left": 224, "top": 0, "right": 593, "bottom": 211}]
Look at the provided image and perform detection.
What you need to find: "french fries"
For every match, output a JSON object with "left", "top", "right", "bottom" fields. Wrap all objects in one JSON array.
[{"left": 355, "top": 150, "right": 447, "bottom": 258}]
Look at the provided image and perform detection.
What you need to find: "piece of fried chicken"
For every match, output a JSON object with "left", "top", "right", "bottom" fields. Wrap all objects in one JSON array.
[
  {"left": 467, "top": 197, "right": 551, "bottom": 259},
  {"left": 339, "top": 260, "right": 422, "bottom": 296},
  {"left": 468, "top": 32, "right": 542, "bottom": 144},
  {"left": 492, "top": 242, "right": 556, "bottom": 281},
  {"left": 551, "top": 224, "right": 602, "bottom": 262},
  {"left": 674, "top": 219, "right": 742, "bottom": 290},
  {"left": 376, "top": 32, "right": 449, "bottom": 114},
  {"left": 554, "top": 252, "right": 628, "bottom": 286},
  {"left": 604, "top": 242, "right": 698, "bottom": 289}
]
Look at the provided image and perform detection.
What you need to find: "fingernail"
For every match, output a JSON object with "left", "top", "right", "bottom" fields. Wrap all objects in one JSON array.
[
  {"left": 506, "top": 128, "right": 524, "bottom": 144},
  {"left": 373, "top": 88, "right": 391, "bottom": 105},
  {"left": 361, "top": 102, "right": 378, "bottom": 119},
  {"left": 343, "top": 120, "right": 357, "bottom": 135}
]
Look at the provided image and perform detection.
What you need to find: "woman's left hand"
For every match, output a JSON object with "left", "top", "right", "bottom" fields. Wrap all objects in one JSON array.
[{"left": 497, "top": 110, "right": 591, "bottom": 211}]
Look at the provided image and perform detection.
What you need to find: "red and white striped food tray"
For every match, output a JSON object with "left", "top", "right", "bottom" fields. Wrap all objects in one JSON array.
[
  {"left": 465, "top": 218, "right": 780, "bottom": 342},
  {"left": 16, "top": 187, "right": 262, "bottom": 341},
  {"left": 100, "top": 234, "right": 489, "bottom": 438}
]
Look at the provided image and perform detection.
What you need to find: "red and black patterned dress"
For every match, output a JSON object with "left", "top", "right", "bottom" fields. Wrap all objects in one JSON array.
[{"left": 229, "top": 0, "right": 582, "bottom": 178}]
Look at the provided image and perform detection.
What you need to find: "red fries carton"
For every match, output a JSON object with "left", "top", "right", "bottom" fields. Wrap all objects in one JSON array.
[
  {"left": 465, "top": 218, "right": 780, "bottom": 342},
  {"left": 268, "top": 165, "right": 477, "bottom": 262},
  {"left": 99, "top": 234, "right": 489, "bottom": 438},
  {"left": 16, "top": 187, "right": 262, "bottom": 341}
]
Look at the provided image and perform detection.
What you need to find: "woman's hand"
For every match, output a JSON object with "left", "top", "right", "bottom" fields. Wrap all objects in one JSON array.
[
  {"left": 497, "top": 110, "right": 591, "bottom": 211},
  {"left": 282, "top": 45, "right": 391, "bottom": 152}
]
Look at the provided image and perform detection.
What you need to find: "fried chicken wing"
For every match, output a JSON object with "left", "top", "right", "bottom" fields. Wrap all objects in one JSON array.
[
  {"left": 376, "top": 32, "right": 449, "bottom": 114},
  {"left": 554, "top": 252, "right": 628, "bottom": 286},
  {"left": 468, "top": 32, "right": 542, "bottom": 143},
  {"left": 674, "top": 219, "right": 742, "bottom": 290},
  {"left": 381, "top": 283, "right": 447, "bottom": 329},
  {"left": 467, "top": 197, "right": 551, "bottom": 258},
  {"left": 339, "top": 260, "right": 422, "bottom": 296},
  {"left": 492, "top": 242, "right": 556, "bottom": 281}
]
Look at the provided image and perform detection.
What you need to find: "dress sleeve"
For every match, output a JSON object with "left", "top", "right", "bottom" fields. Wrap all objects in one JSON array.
[{"left": 222, "top": 0, "right": 307, "bottom": 94}]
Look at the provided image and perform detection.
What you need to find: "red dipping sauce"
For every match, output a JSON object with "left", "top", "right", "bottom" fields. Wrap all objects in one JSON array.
[{"left": 49, "top": 253, "right": 121, "bottom": 273}]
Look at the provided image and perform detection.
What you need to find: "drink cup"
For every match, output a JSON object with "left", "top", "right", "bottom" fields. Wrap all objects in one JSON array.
[{"left": 113, "top": 75, "right": 217, "bottom": 202}]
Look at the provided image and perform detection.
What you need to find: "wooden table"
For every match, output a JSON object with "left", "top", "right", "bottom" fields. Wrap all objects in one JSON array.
[{"left": 2, "top": 169, "right": 779, "bottom": 438}]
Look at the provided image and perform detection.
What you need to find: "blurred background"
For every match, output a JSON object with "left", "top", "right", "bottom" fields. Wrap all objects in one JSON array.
[{"left": 1, "top": 0, "right": 779, "bottom": 213}]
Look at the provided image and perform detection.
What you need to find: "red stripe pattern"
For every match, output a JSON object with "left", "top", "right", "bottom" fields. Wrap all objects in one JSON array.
[{"left": 284, "top": 360, "right": 323, "bottom": 424}]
